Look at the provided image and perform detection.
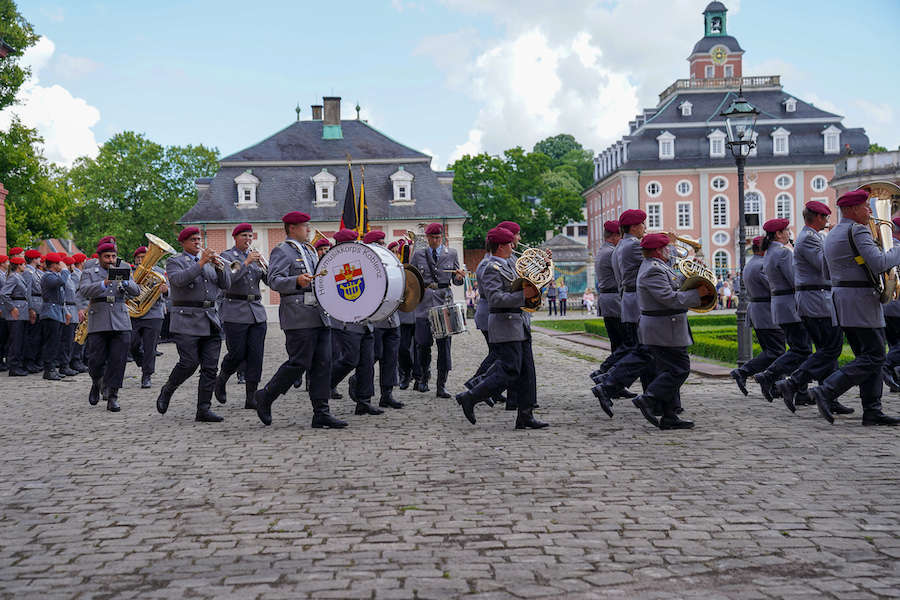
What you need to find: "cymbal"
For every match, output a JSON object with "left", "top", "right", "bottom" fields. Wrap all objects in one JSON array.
[{"left": 399, "top": 264, "right": 425, "bottom": 312}]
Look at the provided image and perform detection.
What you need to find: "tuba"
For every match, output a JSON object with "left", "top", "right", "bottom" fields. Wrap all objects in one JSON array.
[
  {"left": 668, "top": 233, "right": 718, "bottom": 313},
  {"left": 859, "top": 182, "right": 900, "bottom": 303},
  {"left": 74, "top": 318, "right": 88, "bottom": 345},
  {"left": 127, "top": 233, "right": 176, "bottom": 318}
]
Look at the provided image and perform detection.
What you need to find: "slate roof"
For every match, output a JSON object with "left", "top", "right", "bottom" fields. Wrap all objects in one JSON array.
[
  {"left": 690, "top": 35, "right": 743, "bottom": 55},
  {"left": 654, "top": 89, "right": 838, "bottom": 123},
  {"left": 540, "top": 234, "right": 589, "bottom": 263},
  {"left": 704, "top": 1, "right": 727, "bottom": 11}
]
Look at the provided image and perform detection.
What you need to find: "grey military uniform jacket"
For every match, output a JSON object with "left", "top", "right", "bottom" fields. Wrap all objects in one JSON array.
[
  {"left": 63, "top": 268, "right": 80, "bottom": 324},
  {"left": 793, "top": 225, "right": 836, "bottom": 323},
  {"left": 636, "top": 257, "right": 701, "bottom": 347},
  {"left": 78, "top": 263, "right": 140, "bottom": 333},
  {"left": 764, "top": 241, "right": 800, "bottom": 325},
  {"left": 825, "top": 217, "right": 900, "bottom": 328},
  {"left": 39, "top": 270, "right": 68, "bottom": 324},
  {"left": 411, "top": 246, "right": 463, "bottom": 320},
  {"left": 220, "top": 246, "right": 268, "bottom": 324},
  {"left": 594, "top": 241, "right": 621, "bottom": 319},
  {"left": 482, "top": 255, "right": 528, "bottom": 344},
  {"left": 0, "top": 271, "right": 5, "bottom": 319},
  {"left": 884, "top": 236, "right": 900, "bottom": 319},
  {"left": 166, "top": 252, "right": 230, "bottom": 336},
  {"left": 613, "top": 234, "right": 642, "bottom": 324},
  {"left": 268, "top": 239, "right": 330, "bottom": 331},
  {"left": 742, "top": 255, "right": 777, "bottom": 330},
  {"left": 0, "top": 272, "right": 30, "bottom": 321},
  {"left": 24, "top": 265, "right": 43, "bottom": 314},
  {"left": 474, "top": 252, "right": 492, "bottom": 331}
]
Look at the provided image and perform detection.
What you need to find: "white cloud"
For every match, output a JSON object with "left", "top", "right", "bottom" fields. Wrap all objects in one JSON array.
[
  {"left": 448, "top": 128, "right": 483, "bottom": 164},
  {"left": 421, "top": 147, "right": 442, "bottom": 170},
  {"left": 0, "top": 37, "right": 101, "bottom": 166}
]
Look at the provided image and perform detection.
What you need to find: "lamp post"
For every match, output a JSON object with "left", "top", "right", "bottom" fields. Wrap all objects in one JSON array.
[{"left": 721, "top": 92, "right": 759, "bottom": 367}]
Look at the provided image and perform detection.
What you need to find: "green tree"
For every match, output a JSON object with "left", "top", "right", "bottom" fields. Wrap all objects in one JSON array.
[
  {"left": 533, "top": 134, "right": 582, "bottom": 162},
  {"left": 0, "top": 0, "right": 40, "bottom": 111},
  {"left": 869, "top": 143, "right": 888, "bottom": 153},
  {"left": 68, "top": 132, "right": 219, "bottom": 254}
]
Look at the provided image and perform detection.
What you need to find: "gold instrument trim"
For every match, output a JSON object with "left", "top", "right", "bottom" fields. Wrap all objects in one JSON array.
[
  {"left": 666, "top": 232, "right": 717, "bottom": 313},
  {"left": 858, "top": 181, "right": 900, "bottom": 303},
  {"left": 127, "top": 233, "right": 176, "bottom": 319}
]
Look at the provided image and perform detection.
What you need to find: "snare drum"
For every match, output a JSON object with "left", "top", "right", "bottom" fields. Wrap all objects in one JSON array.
[
  {"left": 428, "top": 302, "right": 468, "bottom": 339},
  {"left": 314, "top": 241, "right": 405, "bottom": 323}
]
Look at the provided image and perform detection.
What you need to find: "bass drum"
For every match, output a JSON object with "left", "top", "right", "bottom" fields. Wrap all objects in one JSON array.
[{"left": 313, "top": 241, "right": 406, "bottom": 323}]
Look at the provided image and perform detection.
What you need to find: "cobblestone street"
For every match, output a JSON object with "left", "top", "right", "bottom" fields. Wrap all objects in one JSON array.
[{"left": 1, "top": 328, "right": 899, "bottom": 599}]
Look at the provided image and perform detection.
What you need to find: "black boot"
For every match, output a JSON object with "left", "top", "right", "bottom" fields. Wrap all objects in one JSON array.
[
  {"left": 730, "top": 369, "right": 748, "bottom": 396},
  {"left": 632, "top": 394, "right": 660, "bottom": 428},
  {"left": 754, "top": 371, "right": 776, "bottom": 402},
  {"left": 156, "top": 384, "right": 173, "bottom": 414},
  {"left": 348, "top": 375, "right": 358, "bottom": 403},
  {"left": 455, "top": 390, "right": 479, "bottom": 425},
  {"left": 414, "top": 371, "right": 430, "bottom": 393},
  {"left": 882, "top": 366, "right": 900, "bottom": 393},
  {"left": 379, "top": 387, "right": 403, "bottom": 409},
  {"left": 774, "top": 377, "right": 799, "bottom": 413},
  {"left": 8, "top": 368, "right": 28, "bottom": 377},
  {"left": 245, "top": 382, "right": 258, "bottom": 410},
  {"left": 611, "top": 387, "right": 637, "bottom": 399},
  {"left": 43, "top": 367, "right": 62, "bottom": 381},
  {"left": 862, "top": 410, "right": 900, "bottom": 426},
  {"left": 591, "top": 383, "right": 614, "bottom": 418},
  {"left": 659, "top": 414, "right": 694, "bottom": 430},
  {"left": 515, "top": 408, "right": 548, "bottom": 429},
  {"left": 214, "top": 373, "right": 228, "bottom": 404},
  {"left": 399, "top": 370, "right": 410, "bottom": 390},
  {"left": 809, "top": 386, "right": 834, "bottom": 424},
  {"left": 60, "top": 366, "right": 79, "bottom": 377},
  {"left": 105, "top": 389, "right": 121, "bottom": 412},
  {"left": 141, "top": 374, "right": 152, "bottom": 389},
  {"left": 311, "top": 400, "right": 348, "bottom": 429},
  {"left": 293, "top": 372, "right": 304, "bottom": 389},
  {"left": 354, "top": 400, "right": 384, "bottom": 415},
  {"left": 72, "top": 361, "right": 88, "bottom": 373},
  {"left": 330, "top": 387, "right": 343, "bottom": 400},
  {"left": 89, "top": 378, "right": 102, "bottom": 406},
  {"left": 254, "top": 388, "right": 273, "bottom": 425},
  {"left": 195, "top": 406, "right": 224, "bottom": 422},
  {"left": 435, "top": 371, "right": 451, "bottom": 399},
  {"left": 830, "top": 400, "right": 855, "bottom": 415}
]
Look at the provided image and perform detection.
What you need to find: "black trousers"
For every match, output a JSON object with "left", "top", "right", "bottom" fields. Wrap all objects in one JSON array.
[
  {"left": 25, "top": 318, "right": 41, "bottom": 367},
  {"left": 160, "top": 311, "right": 171, "bottom": 342},
  {"left": 415, "top": 317, "right": 451, "bottom": 375},
  {"left": 469, "top": 336, "right": 536, "bottom": 413},
  {"left": 130, "top": 318, "right": 163, "bottom": 376},
  {"left": 559, "top": 299, "right": 567, "bottom": 316},
  {"left": 219, "top": 320, "right": 267, "bottom": 384},
  {"left": 86, "top": 330, "right": 130, "bottom": 391},
  {"left": 547, "top": 298, "right": 557, "bottom": 315},
  {"left": 765, "top": 321, "right": 812, "bottom": 377},
  {"left": 71, "top": 333, "right": 86, "bottom": 366},
  {"left": 791, "top": 316, "right": 843, "bottom": 386},
  {"left": 331, "top": 329, "right": 375, "bottom": 401},
  {"left": 819, "top": 327, "right": 886, "bottom": 412},
  {"left": 374, "top": 326, "right": 400, "bottom": 389},
  {"left": 598, "top": 316, "right": 628, "bottom": 372},
  {"left": 39, "top": 318, "right": 63, "bottom": 369},
  {"left": 57, "top": 322, "right": 75, "bottom": 368},
  {"left": 885, "top": 316, "right": 900, "bottom": 370},
  {"left": 164, "top": 330, "right": 222, "bottom": 410},
  {"left": 5, "top": 320, "right": 25, "bottom": 370},
  {"left": 602, "top": 321, "right": 653, "bottom": 392},
  {"left": 645, "top": 345, "right": 691, "bottom": 417},
  {"left": 474, "top": 330, "right": 497, "bottom": 379},
  {"left": 398, "top": 323, "right": 416, "bottom": 378},
  {"left": 0, "top": 319, "right": 7, "bottom": 361},
  {"left": 264, "top": 326, "right": 331, "bottom": 407},
  {"left": 738, "top": 328, "right": 786, "bottom": 377}
]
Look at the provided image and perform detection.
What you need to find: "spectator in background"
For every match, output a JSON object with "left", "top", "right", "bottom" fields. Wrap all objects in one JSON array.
[
  {"left": 722, "top": 280, "right": 733, "bottom": 308},
  {"left": 465, "top": 283, "right": 478, "bottom": 315},
  {"left": 546, "top": 281, "right": 558, "bottom": 316},
  {"left": 716, "top": 277, "right": 724, "bottom": 309},
  {"left": 582, "top": 289, "right": 595, "bottom": 314},
  {"left": 558, "top": 279, "right": 569, "bottom": 316}
]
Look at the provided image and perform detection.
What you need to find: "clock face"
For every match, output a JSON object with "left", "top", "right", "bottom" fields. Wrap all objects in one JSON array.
[{"left": 711, "top": 46, "right": 728, "bottom": 65}]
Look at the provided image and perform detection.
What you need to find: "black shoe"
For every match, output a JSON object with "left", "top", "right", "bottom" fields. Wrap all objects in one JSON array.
[
  {"left": 456, "top": 391, "right": 478, "bottom": 425},
  {"left": 156, "top": 386, "right": 173, "bottom": 414},
  {"left": 195, "top": 408, "right": 224, "bottom": 422},
  {"left": 26, "top": 364, "right": 42, "bottom": 374},
  {"left": 632, "top": 395, "right": 660, "bottom": 428},
  {"left": 774, "top": 377, "right": 798, "bottom": 413},
  {"left": 8, "top": 368, "right": 28, "bottom": 377},
  {"left": 236, "top": 373, "right": 246, "bottom": 385},
  {"left": 883, "top": 366, "right": 900, "bottom": 393},
  {"left": 245, "top": 383, "right": 258, "bottom": 410},
  {"left": 414, "top": 380, "right": 429, "bottom": 393},
  {"left": 795, "top": 392, "right": 816, "bottom": 406},
  {"left": 89, "top": 381, "right": 102, "bottom": 406},
  {"left": 515, "top": 412, "right": 549, "bottom": 429},
  {"left": 379, "top": 390, "right": 404, "bottom": 409},
  {"left": 659, "top": 416, "right": 694, "bottom": 430},
  {"left": 254, "top": 389, "right": 272, "bottom": 425},
  {"left": 60, "top": 367, "right": 79, "bottom": 377},
  {"left": 830, "top": 401, "right": 855, "bottom": 415},
  {"left": 43, "top": 368, "right": 62, "bottom": 381},
  {"left": 141, "top": 375, "right": 152, "bottom": 389},
  {"left": 809, "top": 387, "right": 833, "bottom": 424},
  {"left": 106, "top": 397, "right": 121, "bottom": 412},
  {"left": 591, "top": 383, "right": 614, "bottom": 418},
  {"left": 354, "top": 400, "right": 384, "bottom": 416},
  {"left": 436, "top": 384, "right": 451, "bottom": 399},
  {"left": 492, "top": 393, "right": 507, "bottom": 406},
  {"left": 311, "top": 411, "right": 348, "bottom": 428},
  {"left": 730, "top": 369, "right": 749, "bottom": 396},
  {"left": 293, "top": 374, "right": 303, "bottom": 389},
  {"left": 72, "top": 362, "right": 88, "bottom": 373},
  {"left": 754, "top": 372, "right": 776, "bottom": 402},
  {"left": 590, "top": 371, "right": 607, "bottom": 385},
  {"left": 214, "top": 375, "right": 227, "bottom": 404},
  {"left": 348, "top": 375, "right": 358, "bottom": 403},
  {"left": 862, "top": 410, "right": 900, "bottom": 426},
  {"left": 613, "top": 388, "right": 638, "bottom": 399},
  {"left": 398, "top": 373, "right": 411, "bottom": 390},
  {"left": 330, "top": 388, "right": 343, "bottom": 400}
]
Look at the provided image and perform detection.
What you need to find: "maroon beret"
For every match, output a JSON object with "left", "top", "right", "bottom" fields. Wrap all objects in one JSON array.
[
  {"left": 97, "top": 235, "right": 116, "bottom": 245},
  {"left": 314, "top": 238, "right": 332, "bottom": 249},
  {"left": 363, "top": 230, "right": 385, "bottom": 244},
  {"left": 62, "top": 256, "right": 75, "bottom": 266},
  {"left": 497, "top": 221, "right": 520, "bottom": 234},
  {"left": 603, "top": 220, "right": 620, "bottom": 234},
  {"left": 8, "top": 247, "right": 23, "bottom": 256},
  {"left": 334, "top": 229, "right": 359, "bottom": 243},
  {"left": 619, "top": 209, "right": 647, "bottom": 226},
  {"left": 72, "top": 253, "right": 87, "bottom": 262},
  {"left": 133, "top": 246, "right": 148, "bottom": 257},
  {"left": 751, "top": 236, "right": 764, "bottom": 249},
  {"left": 487, "top": 226, "right": 514, "bottom": 245},
  {"left": 837, "top": 189, "right": 869, "bottom": 207},
  {"left": 44, "top": 253, "right": 60, "bottom": 264},
  {"left": 425, "top": 223, "right": 443, "bottom": 235},
  {"left": 893, "top": 217, "right": 900, "bottom": 229},
  {"left": 91, "top": 253, "right": 98, "bottom": 259},
  {"left": 282, "top": 211, "right": 311, "bottom": 224},
  {"left": 97, "top": 243, "right": 117, "bottom": 254},
  {"left": 24, "top": 249, "right": 41, "bottom": 259},
  {"left": 387, "top": 241, "right": 399, "bottom": 251},
  {"left": 763, "top": 218, "right": 790, "bottom": 233},
  {"left": 0, "top": 255, "right": 6, "bottom": 263},
  {"left": 640, "top": 232, "right": 670, "bottom": 249},
  {"left": 805, "top": 200, "right": 831, "bottom": 215},
  {"left": 10, "top": 256, "right": 25, "bottom": 265},
  {"left": 232, "top": 222, "right": 252, "bottom": 237},
  {"left": 178, "top": 226, "right": 200, "bottom": 242}
]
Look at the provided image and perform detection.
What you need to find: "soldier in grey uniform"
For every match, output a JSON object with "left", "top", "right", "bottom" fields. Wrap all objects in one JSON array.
[
  {"left": 0, "top": 256, "right": 30, "bottom": 376},
  {"left": 730, "top": 237, "right": 785, "bottom": 394},
  {"left": 807, "top": 189, "right": 900, "bottom": 425},
  {"left": 752, "top": 219, "right": 812, "bottom": 401},
  {"left": 392, "top": 240, "right": 417, "bottom": 390},
  {"left": 55, "top": 256, "right": 80, "bottom": 377},
  {"left": 130, "top": 245, "right": 168, "bottom": 389},
  {"left": 364, "top": 230, "right": 404, "bottom": 410},
  {"left": 23, "top": 249, "right": 44, "bottom": 373},
  {"left": 882, "top": 217, "right": 900, "bottom": 391},
  {"left": 253, "top": 211, "right": 346, "bottom": 429},
  {"left": 455, "top": 226, "right": 546, "bottom": 429},
  {"left": 590, "top": 219, "right": 626, "bottom": 378},
  {"left": 213, "top": 223, "right": 268, "bottom": 409},
  {"left": 630, "top": 233, "right": 712, "bottom": 430},
  {"left": 79, "top": 241, "right": 140, "bottom": 412},
  {"left": 774, "top": 202, "right": 853, "bottom": 415},
  {"left": 410, "top": 222, "right": 465, "bottom": 397},
  {"left": 0, "top": 255, "right": 8, "bottom": 371},
  {"left": 69, "top": 253, "right": 89, "bottom": 372},
  {"left": 155, "top": 227, "right": 231, "bottom": 423},
  {"left": 38, "top": 253, "right": 71, "bottom": 381}
]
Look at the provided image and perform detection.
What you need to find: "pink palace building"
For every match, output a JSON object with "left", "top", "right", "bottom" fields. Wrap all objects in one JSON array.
[{"left": 583, "top": 1, "right": 869, "bottom": 279}]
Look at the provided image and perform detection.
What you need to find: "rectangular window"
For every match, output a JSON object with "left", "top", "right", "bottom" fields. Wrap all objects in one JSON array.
[
  {"left": 825, "top": 134, "right": 838, "bottom": 153},
  {"left": 647, "top": 203, "right": 662, "bottom": 230},
  {"left": 398, "top": 186, "right": 407, "bottom": 199},
  {"left": 243, "top": 189, "right": 251, "bottom": 202},
  {"left": 712, "top": 197, "right": 728, "bottom": 227},
  {"left": 724, "top": 64, "right": 733, "bottom": 77},
  {"left": 660, "top": 141, "right": 673, "bottom": 158},
  {"left": 775, "top": 136, "right": 788, "bottom": 155},
  {"left": 710, "top": 139, "right": 724, "bottom": 157},
  {"left": 677, "top": 202, "right": 692, "bottom": 229},
  {"left": 578, "top": 225, "right": 588, "bottom": 237},
  {"left": 321, "top": 187, "right": 329, "bottom": 200},
  {"left": 705, "top": 65, "right": 714, "bottom": 78}
]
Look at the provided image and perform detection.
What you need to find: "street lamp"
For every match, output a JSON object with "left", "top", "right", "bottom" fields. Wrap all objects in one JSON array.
[{"left": 721, "top": 91, "right": 759, "bottom": 366}]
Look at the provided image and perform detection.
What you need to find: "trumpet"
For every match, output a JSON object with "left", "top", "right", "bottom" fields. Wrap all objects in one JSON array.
[
  {"left": 227, "top": 245, "right": 268, "bottom": 275},
  {"left": 199, "top": 248, "right": 226, "bottom": 270}
]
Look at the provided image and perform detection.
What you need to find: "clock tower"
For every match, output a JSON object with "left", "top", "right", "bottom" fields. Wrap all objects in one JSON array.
[{"left": 688, "top": 2, "right": 744, "bottom": 80}]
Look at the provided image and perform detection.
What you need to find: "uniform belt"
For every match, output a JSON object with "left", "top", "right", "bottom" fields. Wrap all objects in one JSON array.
[
  {"left": 63, "top": 302, "right": 76, "bottom": 306},
  {"left": 9, "top": 296, "right": 27, "bottom": 300},
  {"left": 796, "top": 285, "right": 831, "bottom": 291},
  {"left": 599, "top": 287, "right": 618, "bottom": 294},
  {"left": 490, "top": 308, "right": 520, "bottom": 314},
  {"left": 771, "top": 289, "right": 795, "bottom": 297},
  {"left": 428, "top": 283, "right": 450, "bottom": 289},
  {"left": 173, "top": 300, "right": 215, "bottom": 308},
  {"left": 624, "top": 286, "right": 636, "bottom": 293},
  {"left": 641, "top": 309, "right": 687, "bottom": 316},
  {"left": 90, "top": 297, "right": 124, "bottom": 304},
  {"left": 749, "top": 296, "right": 771, "bottom": 302},
  {"left": 833, "top": 281, "right": 872, "bottom": 288},
  {"left": 225, "top": 293, "right": 260, "bottom": 301}
]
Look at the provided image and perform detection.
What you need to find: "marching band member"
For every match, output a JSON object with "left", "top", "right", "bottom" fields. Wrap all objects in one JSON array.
[
  {"left": 0, "top": 256, "right": 29, "bottom": 376},
  {"left": 130, "top": 246, "right": 168, "bottom": 389},
  {"left": 57, "top": 255, "right": 80, "bottom": 377},
  {"left": 315, "top": 238, "right": 332, "bottom": 258},
  {"left": 69, "top": 253, "right": 89, "bottom": 373},
  {"left": 807, "top": 189, "right": 900, "bottom": 426},
  {"left": 364, "top": 230, "right": 404, "bottom": 409},
  {"left": 590, "top": 219, "right": 626, "bottom": 379},
  {"left": 253, "top": 211, "right": 346, "bottom": 428},
  {"left": 411, "top": 222, "right": 464, "bottom": 397},
  {"left": 394, "top": 240, "right": 417, "bottom": 390},
  {"left": 38, "top": 253, "right": 71, "bottom": 381},
  {"left": 630, "top": 233, "right": 711, "bottom": 430},
  {"left": 881, "top": 217, "right": 900, "bottom": 391},
  {"left": 455, "top": 226, "right": 546, "bottom": 429},
  {"left": 774, "top": 202, "right": 852, "bottom": 414},
  {"left": 465, "top": 235, "right": 506, "bottom": 407},
  {"left": 155, "top": 227, "right": 231, "bottom": 423},
  {"left": 0, "top": 254, "right": 7, "bottom": 371},
  {"left": 23, "top": 249, "right": 44, "bottom": 373},
  {"left": 730, "top": 237, "right": 785, "bottom": 394},
  {"left": 214, "top": 223, "right": 267, "bottom": 409},
  {"left": 79, "top": 241, "right": 140, "bottom": 412}
]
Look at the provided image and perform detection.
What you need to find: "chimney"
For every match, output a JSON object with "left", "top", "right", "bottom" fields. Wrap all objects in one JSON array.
[
  {"left": 323, "top": 97, "right": 341, "bottom": 125},
  {"left": 311, "top": 104, "right": 323, "bottom": 120}
]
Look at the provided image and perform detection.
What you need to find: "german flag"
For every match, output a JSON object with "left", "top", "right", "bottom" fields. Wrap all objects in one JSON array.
[
  {"left": 339, "top": 164, "right": 357, "bottom": 231},
  {"left": 357, "top": 166, "right": 370, "bottom": 236}
]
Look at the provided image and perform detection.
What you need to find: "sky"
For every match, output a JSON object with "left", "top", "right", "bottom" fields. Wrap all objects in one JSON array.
[{"left": 6, "top": 0, "right": 900, "bottom": 170}]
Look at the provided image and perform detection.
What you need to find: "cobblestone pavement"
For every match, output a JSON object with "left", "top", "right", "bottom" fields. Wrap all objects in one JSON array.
[{"left": 1, "top": 328, "right": 899, "bottom": 600}]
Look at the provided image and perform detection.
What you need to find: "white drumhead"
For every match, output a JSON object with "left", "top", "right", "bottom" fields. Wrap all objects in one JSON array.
[
  {"left": 366, "top": 244, "right": 405, "bottom": 322},
  {"left": 314, "top": 242, "right": 399, "bottom": 323}
]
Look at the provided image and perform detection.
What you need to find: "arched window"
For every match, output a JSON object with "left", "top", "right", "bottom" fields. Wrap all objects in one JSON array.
[
  {"left": 712, "top": 195, "right": 728, "bottom": 227},
  {"left": 776, "top": 193, "right": 792, "bottom": 221},
  {"left": 713, "top": 250, "right": 730, "bottom": 280}
]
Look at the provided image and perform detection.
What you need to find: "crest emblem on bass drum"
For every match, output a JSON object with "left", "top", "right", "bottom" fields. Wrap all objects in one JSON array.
[{"left": 334, "top": 262, "right": 365, "bottom": 301}]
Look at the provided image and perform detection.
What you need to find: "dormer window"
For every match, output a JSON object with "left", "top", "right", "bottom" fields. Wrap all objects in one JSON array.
[
  {"left": 708, "top": 129, "right": 727, "bottom": 158},
  {"left": 390, "top": 166, "right": 414, "bottom": 204},
  {"left": 657, "top": 131, "right": 675, "bottom": 160},
  {"left": 783, "top": 98, "right": 797, "bottom": 113},
  {"left": 234, "top": 170, "right": 260, "bottom": 207},
  {"left": 679, "top": 101, "right": 692, "bottom": 117},
  {"left": 822, "top": 125, "right": 841, "bottom": 155},
  {"left": 311, "top": 168, "right": 337, "bottom": 206},
  {"left": 772, "top": 127, "right": 791, "bottom": 156}
]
